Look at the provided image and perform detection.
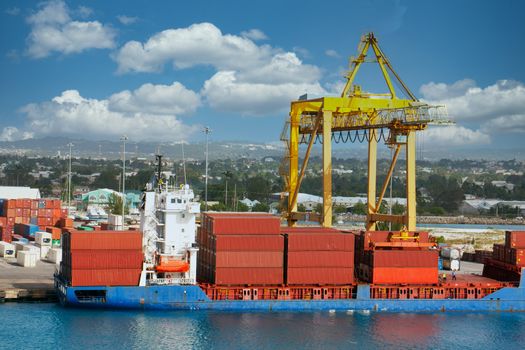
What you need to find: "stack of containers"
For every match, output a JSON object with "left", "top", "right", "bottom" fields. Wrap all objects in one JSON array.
[
  {"left": 197, "top": 213, "right": 283, "bottom": 286},
  {"left": 440, "top": 247, "right": 461, "bottom": 271},
  {"left": 356, "top": 230, "right": 438, "bottom": 285},
  {"left": 483, "top": 231, "right": 524, "bottom": 281},
  {"left": 0, "top": 198, "right": 68, "bottom": 243},
  {"left": 35, "top": 231, "right": 52, "bottom": 259},
  {"left": 60, "top": 230, "right": 143, "bottom": 286},
  {"left": 282, "top": 227, "right": 355, "bottom": 285}
]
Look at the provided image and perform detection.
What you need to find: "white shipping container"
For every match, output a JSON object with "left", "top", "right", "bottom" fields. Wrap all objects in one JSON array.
[
  {"left": 17, "top": 251, "right": 38, "bottom": 267},
  {"left": 35, "top": 231, "right": 52, "bottom": 246},
  {"left": 47, "top": 248, "right": 62, "bottom": 264},
  {"left": 442, "top": 258, "right": 461, "bottom": 271},
  {"left": 440, "top": 247, "right": 460, "bottom": 260},
  {"left": 23, "top": 244, "right": 40, "bottom": 254},
  {"left": 0, "top": 242, "right": 16, "bottom": 258},
  {"left": 40, "top": 245, "right": 51, "bottom": 259},
  {"left": 108, "top": 214, "right": 123, "bottom": 226},
  {"left": 14, "top": 242, "right": 27, "bottom": 253}
]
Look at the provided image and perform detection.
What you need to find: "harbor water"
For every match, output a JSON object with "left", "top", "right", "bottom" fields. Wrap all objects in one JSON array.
[{"left": 1, "top": 303, "right": 524, "bottom": 349}]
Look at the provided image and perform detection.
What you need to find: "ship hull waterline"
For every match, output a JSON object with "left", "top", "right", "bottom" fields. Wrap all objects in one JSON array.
[{"left": 55, "top": 278, "right": 525, "bottom": 312}]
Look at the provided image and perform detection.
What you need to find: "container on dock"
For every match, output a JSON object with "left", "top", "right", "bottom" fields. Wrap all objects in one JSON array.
[
  {"left": 35, "top": 231, "right": 52, "bottom": 246},
  {"left": 442, "top": 258, "right": 460, "bottom": 271},
  {"left": 23, "top": 244, "right": 41, "bottom": 254},
  {"left": 505, "top": 231, "right": 525, "bottom": 248},
  {"left": 40, "top": 245, "right": 51, "bottom": 259},
  {"left": 14, "top": 241, "right": 27, "bottom": 253},
  {"left": 0, "top": 241, "right": 15, "bottom": 257},
  {"left": 17, "top": 250, "right": 38, "bottom": 267},
  {"left": 203, "top": 212, "right": 280, "bottom": 235},
  {"left": 47, "top": 248, "right": 62, "bottom": 264},
  {"left": 14, "top": 223, "right": 39, "bottom": 238},
  {"left": 440, "top": 247, "right": 460, "bottom": 260}
]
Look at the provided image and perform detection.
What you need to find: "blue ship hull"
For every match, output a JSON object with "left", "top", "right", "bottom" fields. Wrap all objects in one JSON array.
[{"left": 55, "top": 277, "right": 525, "bottom": 312}]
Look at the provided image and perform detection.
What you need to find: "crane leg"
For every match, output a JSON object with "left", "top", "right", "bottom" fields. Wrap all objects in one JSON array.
[
  {"left": 406, "top": 131, "right": 416, "bottom": 231},
  {"left": 288, "top": 112, "right": 300, "bottom": 227},
  {"left": 366, "top": 129, "right": 378, "bottom": 231},
  {"left": 322, "top": 110, "right": 332, "bottom": 227}
]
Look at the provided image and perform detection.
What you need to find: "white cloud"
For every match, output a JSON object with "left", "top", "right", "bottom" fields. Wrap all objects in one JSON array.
[
  {"left": 6, "top": 7, "right": 20, "bottom": 16},
  {"left": 422, "top": 125, "right": 491, "bottom": 146},
  {"left": 420, "top": 79, "right": 525, "bottom": 134},
  {"left": 108, "top": 82, "right": 201, "bottom": 115},
  {"left": 117, "top": 15, "right": 138, "bottom": 25},
  {"left": 325, "top": 49, "right": 340, "bottom": 58},
  {"left": 26, "top": 0, "right": 115, "bottom": 58},
  {"left": 240, "top": 28, "right": 268, "bottom": 41},
  {"left": 0, "top": 127, "right": 34, "bottom": 142},
  {"left": 114, "top": 22, "right": 274, "bottom": 73},
  {"left": 76, "top": 5, "right": 92, "bottom": 18},
  {"left": 202, "top": 71, "right": 325, "bottom": 115},
  {"left": 16, "top": 83, "right": 201, "bottom": 141}
]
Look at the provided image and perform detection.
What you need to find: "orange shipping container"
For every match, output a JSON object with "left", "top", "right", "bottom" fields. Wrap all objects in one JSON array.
[
  {"left": 215, "top": 251, "right": 283, "bottom": 268},
  {"left": 66, "top": 250, "right": 143, "bottom": 269},
  {"left": 287, "top": 267, "right": 354, "bottom": 285},
  {"left": 371, "top": 267, "right": 438, "bottom": 284},
  {"left": 45, "top": 226, "right": 63, "bottom": 240},
  {"left": 287, "top": 251, "right": 354, "bottom": 268},
  {"left": 65, "top": 230, "right": 142, "bottom": 250},
  {"left": 70, "top": 269, "right": 141, "bottom": 287},
  {"left": 214, "top": 267, "right": 282, "bottom": 285}
]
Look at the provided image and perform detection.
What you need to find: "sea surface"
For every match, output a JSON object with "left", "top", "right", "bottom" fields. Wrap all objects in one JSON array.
[{"left": 1, "top": 303, "right": 524, "bottom": 349}]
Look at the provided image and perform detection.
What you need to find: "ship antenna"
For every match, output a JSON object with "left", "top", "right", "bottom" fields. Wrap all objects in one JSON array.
[{"left": 181, "top": 141, "right": 187, "bottom": 185}]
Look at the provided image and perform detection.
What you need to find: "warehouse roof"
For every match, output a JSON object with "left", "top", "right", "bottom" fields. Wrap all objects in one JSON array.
[{"left": 0, "top": 186, "right": 41, "bottom": 199}]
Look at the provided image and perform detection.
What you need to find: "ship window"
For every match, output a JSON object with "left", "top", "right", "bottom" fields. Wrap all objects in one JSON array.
[
  {"left": 171, "top": 199, "right": 176, "bottom": 203},
  {"left": 74, "top": 290, "right": 107, "bottom": 303},
  {"left": 182, "top": 214, "right": 185, "bottom": 218},
  {"left": 182, "top": 228, "right": 185, "bottom": 232},
  {"left": 177, "top": 199, "right": 182, "bottom": 203}
]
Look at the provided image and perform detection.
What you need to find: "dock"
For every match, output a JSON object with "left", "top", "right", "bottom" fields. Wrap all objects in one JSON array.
[{"left": 0, "top": 258, "right": 57, "bottom": 303}]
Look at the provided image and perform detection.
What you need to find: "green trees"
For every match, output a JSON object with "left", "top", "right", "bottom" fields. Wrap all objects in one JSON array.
[{"left": 106, "top": 193, "right": 129, "bottom": 215}]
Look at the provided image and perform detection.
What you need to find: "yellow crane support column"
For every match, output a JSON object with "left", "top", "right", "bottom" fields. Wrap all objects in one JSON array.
[
  {"left": 406, "top": 130, "right": 416, "bottom": 231},
  {"left": 366, "top": 129, "right": 378, "bottom": 231},
  {"left": 322, "top": 110, "right": 333, "bottom": 227},
  {"left": 288, "top": 111, "right": 300, "bottom": 227}
]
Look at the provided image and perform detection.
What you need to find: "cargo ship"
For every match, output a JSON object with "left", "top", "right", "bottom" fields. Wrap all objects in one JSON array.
[{"left": 54, "top": 180, "right": 525, "bottom": 312}]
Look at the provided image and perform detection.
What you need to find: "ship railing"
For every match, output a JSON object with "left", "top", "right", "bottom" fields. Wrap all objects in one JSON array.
[{"left": 147, "top": 278, "right": 196, "bottom": 286}]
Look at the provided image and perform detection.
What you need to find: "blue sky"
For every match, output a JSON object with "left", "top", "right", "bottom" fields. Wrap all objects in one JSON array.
[{"left": 1, "top": 0, "right": 524, "bottom": 149}]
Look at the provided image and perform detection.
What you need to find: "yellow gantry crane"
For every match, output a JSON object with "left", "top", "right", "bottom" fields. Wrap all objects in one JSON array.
[{"left": 281, "top": 33, "right": 451, "bottom": 231}]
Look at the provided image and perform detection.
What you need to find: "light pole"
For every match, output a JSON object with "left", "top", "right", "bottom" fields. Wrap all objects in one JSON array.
[
  {"left": 67, "top": 143, "right": 74, "bottom": 210},
  {"left": 120, "top": 135, "right": 128, "bottom": 229},
  {"left": 203, "top": 127, "right": 211, "bottom": 211}
]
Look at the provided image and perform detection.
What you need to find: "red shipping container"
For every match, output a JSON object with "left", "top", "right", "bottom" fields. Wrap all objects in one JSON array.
[
  {"left": 371, "top": 267, "right": 437, "bottom": 284},
  {"left": 22, "top": 199, "right": 31, "bottom": 209},
  {"left": 70, "top": 269, "right": 141, "bottom": 286},
  {"left": 15, "top": 208, "right": 23, "bottom": 217},
  {"left": 215, "top": 251, "right": 283, "bottom": 268},
  {"left": 66, "top": 230, "right": 142, "bottom": 250},
  {"left": 14, "top": 217, "right": 23, "bottom": 224},
  {"left": 61, "top": 209, "right": 68, "bottom": 217},
  {"left": 53, "top": 200, "right": 62, "bottom": 209},
  {"left": 6, "top": 200, "right": 16, "bottom": 210},
  {"left": 0, "top": 217, "right": 6, "bottom": 227},
  {"left": 31, "top": 200, "right": 39, "bottom": 209},
  {"left": 7, "top": 217, "right": 15, "bottom": 225},
  {"left": 31, "top": 210, "right": 38, "bottom": 217},
  {"left": 68, "top": 250, "right": 143, "bottom": 269},
  {"left": 214, "top": 267, "right": 282, "bottom": 285},
  {"left": 22, "top": 209, "right": 30, "bottom": 217},
  {"left": 53, "top": 209, "right": 61, "bottom": 217},
  {"left": 372, "top": 250, "right": 438, "bottom": 268},
  {"left": 287, "top": 233, "right": 355, "bottom": 251},
  {"left": 287, "top": 251, "right": 354, "bottom": 268},
  {"left": 214, "top": 235, "right": 284, "bottom": 251},
  {"left": 45, "top": 226, "right": 63, "bottom": 240},
  {"left": 205, "top": 213, "right": 280, "bottom": 235},
  {"left": 58, "top": 218, "right": 74, "bottom": 228},
  {"left": 281, "top": 227, "right": 339, "bottom": 234},
  {"left": 0, "top": 227, "right": 12, "bottom": 243},
  {"left": 506, "top": 231, "right": 525, "bottom": 248},
  {"left": 7, "top": 209, "right": 15, "bottom": 217},
  {"left": 287, "top": 267, "right": 354, "bottom": 285},
  {"left": 15, "top": 199, "right": 24, "bottom": 208}
]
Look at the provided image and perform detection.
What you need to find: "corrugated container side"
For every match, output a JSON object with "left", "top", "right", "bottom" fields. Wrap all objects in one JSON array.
[
  {"left": 287, "top": 267, "right": 354, "bottom": 285},
  {"left": 215, "top": 251, "right": 283, "bottom": 268},
  {"left": 70, "top": 269, "right": 141, "bottom": 286},
  {"left": 65, "top": 230, "right": 142, "bottom": 250},
  {"left": 371, "top": 267, "right": 438, "bottom": 284},
  {"left": 204, "top": 213, "right": 280, "bottom": 235},
  {"left": 372, "top": 250, "right": 438, "bottom": 268},
  {"left": 68, "top": 250, "right": 143, "bottom": 269},
  {"left": 287, "top": 251, "right": 354, "bottom": 268},
  {"left": 287, "top": 233, "right": 355, "bottom": 251},
  {"left": 506, "top": 231, "right": 525, "bottom": 248},
  {"left": 214, "top": 235, "right": 284, "bottom": 251},
  {"left": 214, "top": 267, "right": 283, "bottom": 285}
]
